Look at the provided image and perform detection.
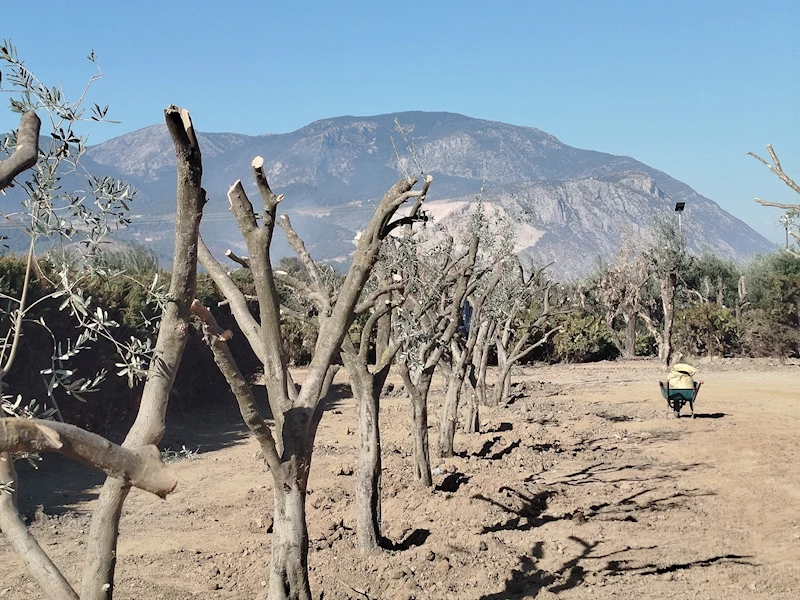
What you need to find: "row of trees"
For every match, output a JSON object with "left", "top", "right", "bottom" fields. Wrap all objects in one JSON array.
[{"left": 2, "top": 44, "right": 798, "bottom": 600}]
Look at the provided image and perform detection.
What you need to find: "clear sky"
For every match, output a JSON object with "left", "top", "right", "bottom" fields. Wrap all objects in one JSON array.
[{"left": 2, "top": 0, "right": 798, "bottom": 243}]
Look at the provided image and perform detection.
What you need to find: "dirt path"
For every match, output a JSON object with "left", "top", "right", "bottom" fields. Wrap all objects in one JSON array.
[{"left": 1, "top": 359, "right": 799, "bottom": 599}]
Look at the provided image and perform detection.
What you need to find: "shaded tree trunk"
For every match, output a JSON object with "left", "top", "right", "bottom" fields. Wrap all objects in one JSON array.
[
  {"left": 463, "top": 364, "right": 480, "bottom": 433},
  {"left": 399, "top": 364, "right": 434, "bottom": 486},
  {"left": 341, "top": 351, "right": 389, "bottom": 552},
  {"left": 624, "top": 310, "right": 637, "bottom": 357},
  {"left": 438, "top": 361, "right": 465, "bottom": 458},
  {"left": 660, "top": 273, "right": 677, "bottom": 366}
]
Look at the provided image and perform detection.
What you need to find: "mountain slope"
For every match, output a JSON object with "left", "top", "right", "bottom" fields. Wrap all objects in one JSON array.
[{"left": 79, "top": 111, "right": 774, "bottom": 279}]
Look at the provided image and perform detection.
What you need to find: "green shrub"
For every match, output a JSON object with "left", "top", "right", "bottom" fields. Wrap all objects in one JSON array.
[
  {"left": 739, "top": 308, "right": 799, "bottom": 358},
  {"left": 552, "top": 312, "right": 618, "bottom": 363},
  {"left": 674, "top": 303, "right": 737, "bottom": 357}
]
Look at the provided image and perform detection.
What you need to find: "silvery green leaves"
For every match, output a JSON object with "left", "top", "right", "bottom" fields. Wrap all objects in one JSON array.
[
  {"left": 0, "top": 42, "right": 160, "bottom": 412},
  {"left": 1, "top": 394, "right": 57, "bottom": 420},
  {"left": 0, "top": 39, "right": 136, "bottom": 258}
]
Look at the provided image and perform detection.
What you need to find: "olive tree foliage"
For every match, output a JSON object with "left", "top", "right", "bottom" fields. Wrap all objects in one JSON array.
[
  {"left": 387, "top": 219, "right": 477, "bottom": 484},
  {"left": 0, "top": 41, "right": 154, "bottom": 404},
  {"left": 488, "top": 260, "right": 561, "bottom": 405},
  {"left": 192, "top": 151, "right": 433, "bottom": 598},
  {"left": 0, "top": 43, "right": 206, "bottom": 600}
]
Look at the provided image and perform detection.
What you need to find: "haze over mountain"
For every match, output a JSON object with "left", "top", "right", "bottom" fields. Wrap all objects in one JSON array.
[{"left": 72, "top": 112, "right": 775, "bottom": 278}]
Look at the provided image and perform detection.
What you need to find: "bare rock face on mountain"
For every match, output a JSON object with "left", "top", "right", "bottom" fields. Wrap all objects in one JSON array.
[{"left": 78, "top": 111, "right": 771, "bottom": 280}]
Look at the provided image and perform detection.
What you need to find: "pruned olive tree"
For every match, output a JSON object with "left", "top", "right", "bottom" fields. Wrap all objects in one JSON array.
[
  {"left": 80, "top": 106, "right": 206, "bottom": 600},
  {"left": 391, "top": 232, "right": 478, "bottom": 485},
  {"left": 490, "top": 262, "right": 561, "bottom": 406},
  {"left": 436, "top": 258, "right": 504, "bottom": 458},
  {"left": 0, "top": 44, "right": 206, "bottom": 600},
  {"left": 193, "top": 157, "right": 433, "bottom": 598},
  {"left": 593, "top": 235, "right": 650, "bottom": 358},
  {"left": 339, "top": 272, "right": 404, "bottom": 553},
  {"left": 434, "top": 200, "right": 509, "bottom": 452}
]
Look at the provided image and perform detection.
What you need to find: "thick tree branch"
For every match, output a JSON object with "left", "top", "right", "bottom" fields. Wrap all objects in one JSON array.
[
  {"left": 0, "top": 111, "right": 41, "bottom": 191},
  {"left": 0, "top": 454, "right": 79, "bottom": 600},
  {"left": 190, "top": 301, "right": 283, "bottom": 477},
  {"left": 278, "top": 214, "right": 331, "bottom": 312},
  {"left": 358, "top": 301, "right": 393, "bottom": 363},
  {"left": 354, "top": 283, "right": 404, "bottom": 315},
  {"left": 229, "top": 176, "right": 290, "bottom": 419},
  {"left": 754, "top": 197, "right": 800, "bottom": 210},
  {"left": 198, "top": 236, "right": 265, "bottom": 361},
  {"left": 251, "top": 155, "right": 283, "bottom": 219},
  {"left": 299, "top": 177, "right": 433, "bottom": 411},
  {"left": 0, "top": 419, "right": 176, "bottom": 497}
]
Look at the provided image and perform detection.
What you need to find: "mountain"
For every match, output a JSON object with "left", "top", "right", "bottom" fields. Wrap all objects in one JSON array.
[{"left": 60, "top": 112, "right": 776, "bottom": 278}]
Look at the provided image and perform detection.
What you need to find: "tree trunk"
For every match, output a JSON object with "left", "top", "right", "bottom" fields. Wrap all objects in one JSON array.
[
  {"left": 341, "top": 352, "right": 384, "bottom": 553},
  {"left": 399, "top": 365, "right": 434, "bottom": 486},
  {"left": 269, "top": 474, "right": 312, "bottom": 600},
  {"left": 475, "top": 321, "right": 495, "bottom": 408},
  {"left": 624, "top": 311, "right": 637, "bottom": 358},
  {"left": 437, "top": 370, "right": 461, "bottom": 458},
  {"left": 660, "top": 273, "right": 677, "bottom": 366},
  {"left": 82, "top": 106, "right": 205, "bottom": 600},
  {"left": 493, "top": 361, "right": 514, "bottom": 406},
  {"left": 493, "top": 339, "right": 509, "bottom": 406},
  {"left": 463, "top": 364, "right": 479, "bottom": 433}
]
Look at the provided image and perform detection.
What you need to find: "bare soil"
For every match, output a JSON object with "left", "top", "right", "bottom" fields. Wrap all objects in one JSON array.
[{"left": 2, "top": 358, "right": 800, "bottom": 599}]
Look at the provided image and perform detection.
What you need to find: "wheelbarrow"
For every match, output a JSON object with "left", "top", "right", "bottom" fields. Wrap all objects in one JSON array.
[{"left": 659, "top": 380, "right": 702, "bottom": 418}]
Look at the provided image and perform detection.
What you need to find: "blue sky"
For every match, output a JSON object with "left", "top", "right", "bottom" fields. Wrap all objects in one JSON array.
[{"left": 2, "top": 0, "right": 798, "bottom": 243}]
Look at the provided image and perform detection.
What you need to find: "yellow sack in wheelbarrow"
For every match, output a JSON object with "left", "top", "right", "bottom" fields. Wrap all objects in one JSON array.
[{"left": 668, "top": 363, "right": 696, "bottom": 389}]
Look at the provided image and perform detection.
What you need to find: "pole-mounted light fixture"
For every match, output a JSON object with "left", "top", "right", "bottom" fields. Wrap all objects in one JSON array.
[{"left": 674, "top": 202, "right": 685, "bottom": 234}]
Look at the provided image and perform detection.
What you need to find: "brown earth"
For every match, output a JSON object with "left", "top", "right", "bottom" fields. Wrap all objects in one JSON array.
[{"left": 2, "top": 358, "right": 800, "bottom": 599}]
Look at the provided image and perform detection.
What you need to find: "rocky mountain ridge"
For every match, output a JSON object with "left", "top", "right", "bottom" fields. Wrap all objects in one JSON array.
[{"left": 59, "top": 112, "right": 776, "bottom": 278}]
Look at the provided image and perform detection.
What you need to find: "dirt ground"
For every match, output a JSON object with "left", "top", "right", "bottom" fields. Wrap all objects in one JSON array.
[{"left": 2, "top": 358, "right": 800, "bottom": 599}]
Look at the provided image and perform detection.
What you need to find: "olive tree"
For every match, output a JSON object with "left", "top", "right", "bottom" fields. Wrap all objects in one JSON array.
[
  {"left": 391, "top": 232, "right": 478, "bottom": 485},
  {"left": 1, "top": 44, "right": 206, "bottom": 600},
  {"left": 193, "top": 156, "right": 433, "bottom": 598},
  {"left": 593, "top": 235, "right": 650, "bottom": 358},
  {"left": 490, "top": 262, "right": 561, "bottom": 405},
  {"left": 641, "top": 216, "right": 690, "bottom": 366}
]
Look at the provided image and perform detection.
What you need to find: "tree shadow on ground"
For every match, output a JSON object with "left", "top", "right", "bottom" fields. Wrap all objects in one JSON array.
[
  {"left": 477, "top": 462, "right": 710, "bottom": 534},
  {"left": 541, "top": 460, "right": 706, "bottom": 487},
  {"left": 381, "top": 528, "right": 431, "bottom": 551},
  {"left": 15, "top": 455, "right": 105, "bottom": 517},
  {"left": 473, "top": 488, "right": 559, "bottom": 533},
  {"left": 480, "top": 534, "right": 755, "bottom": 599},
  {"left": 468, "top": 437, "right": 545, "bottom": 460},
  {"left": 14, "top": 381, "right": 355, "bottom": 519},
  {"left": 163, "top": 381, "right": 354, "bottom": 453},
  {"left": 436, "top": 472, "right": 471, "bottom": 493},
  {"left": 690, "top": 412, "right": 726, "bottom": 419},
  {"left": 484, "top": 422, "right": 514, "bottom": 433}
]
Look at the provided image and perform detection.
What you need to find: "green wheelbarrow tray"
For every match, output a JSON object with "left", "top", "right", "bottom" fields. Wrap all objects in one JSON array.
[{"left": 659, "top": 381, "right": 703, "bottom": 418}]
